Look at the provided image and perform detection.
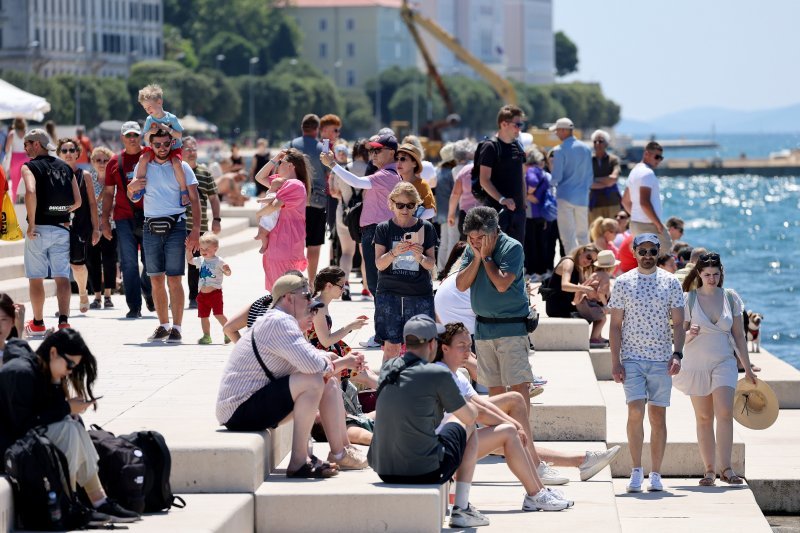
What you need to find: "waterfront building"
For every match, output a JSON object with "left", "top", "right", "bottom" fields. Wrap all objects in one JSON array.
[{"left": 0, "top": 0, "right": 163, "bottom": 78}]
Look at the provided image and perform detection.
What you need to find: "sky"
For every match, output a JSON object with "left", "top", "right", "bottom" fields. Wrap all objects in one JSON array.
[{"left": 552, "top": 0, "right": 800, "bottom": 120}]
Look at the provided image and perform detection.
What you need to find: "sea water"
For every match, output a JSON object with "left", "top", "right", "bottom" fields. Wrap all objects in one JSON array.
[{"left": 629, "top": 175, "right": 800, "bottom": 368}]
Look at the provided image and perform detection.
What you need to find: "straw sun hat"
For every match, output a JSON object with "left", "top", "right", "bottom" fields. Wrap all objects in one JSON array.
[
  {"left": 594, "top": 250, "right": 620, "bottom": 269},
  {"left": 733, "top": 377, "right": 779, "bottom": 430}
]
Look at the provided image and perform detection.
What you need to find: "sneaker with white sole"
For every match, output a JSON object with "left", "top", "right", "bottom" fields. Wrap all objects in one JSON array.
[
  {"left": 546, "top": 487, "right": 574, "bottom": 508},
  {"left": 531, "top": 374, "right": 548, "bottom": 386},
  {"left": 450, "top": 503, "right": 490, "bottom": 527},
  {"left": 328, "top": 446, "right": 367, "bottom": 470},
  {"left": 522, "top": 488, "right": 569, "bottom": 512},
  {"left": 358, "top": 335, "right": 381, "bottom": 348},
  {"left": 648, "top": 471, "right": 664, "bottom": 491},
  {"left": 537, "top": 461, "right": 569, "bottom": 485},
  {"left": 579, "top": 445, "right": 621, "bottom": 481},
  {"left": 626, "top": 468, "right": 644, "bottom": 493}
]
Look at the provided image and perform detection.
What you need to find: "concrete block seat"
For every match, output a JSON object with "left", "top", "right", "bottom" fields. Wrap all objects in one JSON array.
[
  {"left": 530, "top": 317, "right": 590, "bottom": 352},
  {"left": 529, "top": 351, "right": 606, "bottom": 442},
  {"left": 256, "top": 443, "right": 447, "bottom": 533},
  {"left": 600, "top": 382, "right": 745, "bottom": 477},
  {"left": 219, "top": 202, "right": 262, "bottom": 227},
  {"left": 99, "top": 369, "right": 293, "bottom": 494},
  {"left": 588, "top": 347, "right": 613, "bottom": 381},
  {"left": 111, "top": 494, "right": 254, "bottom": 533}
]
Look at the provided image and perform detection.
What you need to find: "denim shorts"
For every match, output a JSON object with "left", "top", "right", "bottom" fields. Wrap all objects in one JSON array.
[
  {"left": 142, "top": 218, "right": 187, "bottom": 276},
  {"left": 374, "top": 292, "right": 435, "bottom": 344},
  {"left": 623, "top": 359, "right": 672, "bottom": 407},
  {"left": 24, "top": 224, "right": 71, "bottom": 279}
]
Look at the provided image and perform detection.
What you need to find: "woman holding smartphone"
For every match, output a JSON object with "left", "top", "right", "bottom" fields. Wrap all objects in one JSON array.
[
  {"left": 0, "top": 329, "right": 140, "bottom": 522},
  {"left": 373, "top": 182, "right": 438, "bottom": 361}
]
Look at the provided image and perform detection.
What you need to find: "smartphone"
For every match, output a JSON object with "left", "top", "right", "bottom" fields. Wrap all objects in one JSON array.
[
  {"left": 403, "top": 232, "right": 414, "bottom": 241},
  {"left": 87, "top": 396, "right": 104, "bottom": 403},
  {"left": 322, "top": 139, "right": 330, "bottom": 152}
]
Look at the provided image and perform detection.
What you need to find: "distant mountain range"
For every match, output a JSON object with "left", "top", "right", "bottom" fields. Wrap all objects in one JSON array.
[{"left": 617, "top": 103, "right": 800, "bottom": 135}]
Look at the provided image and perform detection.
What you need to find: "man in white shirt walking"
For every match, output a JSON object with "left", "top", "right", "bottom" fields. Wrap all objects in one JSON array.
[{"left": 622, "top": 142, "right": 672, "bottom": 251}]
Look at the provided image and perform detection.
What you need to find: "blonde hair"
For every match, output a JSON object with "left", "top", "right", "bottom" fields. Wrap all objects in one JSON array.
[
  {"left": 590, "top": 217, "right": 618, "bottom": 241},
  {"left": 137, "top": 83, "right": 163, "bottom": 104},
  {"left": 199, "top": 232, "right": 219, "bottom": 247},
  {"left": 91, "top": 146, "right": 114, "bottom": 161},
  {"left": 388, "top": 182, "right": 421, "bottom": 205}
]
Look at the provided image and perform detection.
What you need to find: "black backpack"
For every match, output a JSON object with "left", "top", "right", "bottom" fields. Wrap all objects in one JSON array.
[
  {"left": 87, "top": 425, "right": 147, "bottom": 514},
  {"left": 4, "top": 428, "right": 92, "bottom": 531},
  {"left": 118, "top": 430, "right": 185, "bottom": 512},
  {"left": 470, "top": 137, "right": 500, "bottom": 205},
  {"left": 342, "top": 189, "right": 363, "bottom": 241}
]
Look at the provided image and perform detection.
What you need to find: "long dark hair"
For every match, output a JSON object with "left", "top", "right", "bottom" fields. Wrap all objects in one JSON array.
[
  {"left": 438, "top": 241, "right": 468, "bottom": 281},
  {"left": 312, "top": 266, "right": 346, "bottom": 297},
  {"left": 35, "top": 328, "right": 98, "bottom": 409},
  {"left": 283, "top": 147, "right": 311, "bottom": 200},
  {"left": 0, "top": 293, "right": 16, "bottom": 340},
  {"left": 682, "top": 252, "right": 724, "bottom": 291}
]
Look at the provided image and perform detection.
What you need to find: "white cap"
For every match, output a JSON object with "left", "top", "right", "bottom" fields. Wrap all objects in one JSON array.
[
  {"left": 549, "top": 117, "right": 574, "bottom": 131},
  {"left": 121, "top": 121, "right": 141, "bottom": 135}
]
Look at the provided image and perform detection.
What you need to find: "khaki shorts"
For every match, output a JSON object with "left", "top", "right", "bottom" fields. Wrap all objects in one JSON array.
[
  {"left": 630, "top": 221, "right": 672, "bottom": 252},
  {"left": 475, "top": 335, "right": 534, "bottom": 388}
]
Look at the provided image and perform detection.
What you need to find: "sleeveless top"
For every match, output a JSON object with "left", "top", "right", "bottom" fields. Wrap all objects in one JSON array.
[
  {"left": 545, "top": 258, "right": 580, "bottom": 318},
  {"left": 70, "top": 168, "right": 93, "bottom": 238},
  {"left": 24, "top": 156, "right": 74, "bottom": 227}
]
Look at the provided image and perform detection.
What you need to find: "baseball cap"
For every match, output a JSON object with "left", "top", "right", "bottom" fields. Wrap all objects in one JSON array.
[
  {"left": 403, "top": 315, "right": 445, "bottom": 345},
  {"left": 121, "top": 121, "right": 141, "bottom": 135},
  {"left": 23, "top": 129, "right": 55, "bottom": 151},
  {"left": 633, "top": 233, "right": 660, "bottom": 248},
  {"left": 368, "top": 133, "right": 398, "bottom": 151},
  {"left": 270, "top": 275, "right": 308, "bottom": 306},
  {"left": 549, "top": 117, "right": 574, "bottom": 131}
]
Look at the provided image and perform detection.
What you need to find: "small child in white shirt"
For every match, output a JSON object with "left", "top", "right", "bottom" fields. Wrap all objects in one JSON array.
[
  {"left": 253, "top": 176, "right": 286, "bottom": 254},
  {"left": 189, "top": 232, "right": 232, "bottom": 344}
]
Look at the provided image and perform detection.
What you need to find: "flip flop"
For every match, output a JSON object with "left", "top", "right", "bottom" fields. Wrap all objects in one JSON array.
[
  {"left": 699, "top": 472, "right": 716, "bottom": 486},
  {"left": 287, "top": 460, "right": 339, "bottom": 479}
]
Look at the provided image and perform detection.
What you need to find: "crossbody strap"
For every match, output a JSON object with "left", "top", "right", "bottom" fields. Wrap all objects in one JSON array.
[
  {"left": 119, "top": 151, "right": 141, "bottom": 213},
  {"left": 250, "top": 326, "right": 277, "bottom": 382},
  {"left": 376, "top": 354, "right": 421, "bottom": 397}
]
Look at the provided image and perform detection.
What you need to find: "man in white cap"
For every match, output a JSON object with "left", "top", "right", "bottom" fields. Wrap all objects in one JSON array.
[
  {"left": 549, "top": 117, "right": 593, "bottom": 252},
  {"left": 21, "top": 129, "right": 82, "bottom": 334},
  {"left": 607, "top": 233, "right": 685, "bottom": 493},
  {"left": 368, "top": 314, "right": 488, "bottom": 528}
]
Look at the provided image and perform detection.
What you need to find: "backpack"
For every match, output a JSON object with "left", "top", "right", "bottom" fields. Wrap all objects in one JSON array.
[
  {"left": 542, "top": 187, "right": 558, "bottom": 222},
  {"left": 342, "top": 189, "right": 363, "bottom": 241},
  {"left": 118, "top": 430, "right": 185, "bottom": 512},
  {"left": 4, "top": 428, "right": 92, "bottom": 531},
  {"left": 470, "top": 137, "right": 500, "bottom": 205},
  {"left": 87, "top": 425, "right": 147, "bottom": 514}
]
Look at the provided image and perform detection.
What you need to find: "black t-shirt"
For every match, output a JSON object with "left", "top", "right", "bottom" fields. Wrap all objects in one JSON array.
[
  {"left": 478, "top": 137, "right": 525, "bottom": 211},
  {"left": 374, "top": 218, "right": 438, "bottom": 297},
  {"left": 71, "top": 168, "right": 93, "bottom": 237},
  {"left": 24, "top": 156, "right": 74, "bottom": 227}
]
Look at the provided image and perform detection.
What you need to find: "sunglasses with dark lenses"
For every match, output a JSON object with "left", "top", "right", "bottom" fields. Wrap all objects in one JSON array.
[
  {"left": 394, "top": 202, "right": 417, "bottom": 210},
  {"left": 368, "top": 148, "right": 384, "bottom": 154},
  {"left": 699, "top": 252, "right": 721, "bottom": 263},
  {"left": 151, "top": 141, "right": 171, "bottom": 148},
  {"left": 637, "top": 248, "right": 660, "bottom": 257},
  {"left": 616, "top": 214, "right": 629, "bottom": 220},
  {"left": 124, "top": 133, "right": 140, "bottom": 139},
  {"left": 593, "top": 140, "right": 606, "bottom": 144},
  {"left": 92, "top": 159, "right": 109, "bottom": 164},
  {"left": 396, "top": 156, "right": 411, "bottom": 162},
  {"left": 654, "top": 154, "right": 664, "bottom": 161},
  {"left": 509, "top": 121, "right": 526, "bottom": 129},
  {"left": 60, "top": 148, "right": 77, "bottom": 154},
  {"left": 58, "top": 352, "right": 77, "bottom": 370}
]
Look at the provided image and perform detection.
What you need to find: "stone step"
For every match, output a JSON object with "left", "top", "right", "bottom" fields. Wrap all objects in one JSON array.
[
  {"left": 531, "top": 317, "right": 590, "bottom": 352},
  {"left": 0, "top": 239, "right": 25, "bottom": 260},
  {"left": 98, "top": 369, "right": 293, "bottom": 494},
  {"left": 0, "top": 277, "right": 56, "bottom": 305},
  {"left": 219, "top": 202, "right": 261, "bottom": 227},
  {"left": 0, "top": 257, "right": 25, "bottom": 281},
  {"left": 256, "top": 443, "right": 447, "bottom": 533},
  {"left": 112, "top": 494, "right": 254, "bottom": 533},
  {"left": 599, "top": 381, "right": 746, "bottom": 477},
  {"left": 589, "top": 347, "right": 613, "bottom": 381},
  {"left": 613, "top": 478, "right": 772, "bottom": 532},
  {"left": 217, "top": 226, "right": 261, "bottom": 258},
  {"left": 529, "top": 351, "right": 606, "bottom": 441}
]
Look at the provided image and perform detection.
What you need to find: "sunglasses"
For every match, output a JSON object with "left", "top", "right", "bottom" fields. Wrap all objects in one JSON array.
[
  {"left": 394, "top": 202, "right": 417, "bottom": 210},
  {"left": 615, "top": 214, "right": 629, "bottom": 220},
  {"left": 151, "top": 141, "right": 172, "bottom": 148},
  {"left": 60, "top": 148, "right": 77, "bottom": 154},
  {"left": 699, "top": 252, "right": 721, "bottom": 263},
  {"left": 396, "top": 156, "right": 411, "bottom": 162},
  {"left": 593, "top": 140, "right": 606, "bottom": 144},
  {"left": 509, "top": 121, "right": 526, "bottom": 129},
  {"left": 92, "top": 159, "right": 109, "bottom": 164},
  {"left": 335, "top": 282, "right": 346, "bottom": 289},
  {"left": 368, "top": 148, "right": 384, "bottom": 154},
  {"left": 292, "top": 291, "right": 312, "bottom": 301},
  {"left": 653, "top": 154, "right": 664, "bottom": 161},
  {"left": 124, "top": 133, "right": 140, "bottom": 139},
  {"left": 637, "top": 248, "right": 660, "bottom": 257},
  {"left": 58, "top": 352, "right": 77, "bottom": 370}
]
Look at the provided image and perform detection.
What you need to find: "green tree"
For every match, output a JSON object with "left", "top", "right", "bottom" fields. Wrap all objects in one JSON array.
[
  {"left": 163, "top": 25, "right": 199, "bottom": 70},
  {"left": 555, "top": 31, "right": 578, "bottom": 77},
  {"left": 517, "top": 84, "right": 565, "bottom": 127},
  {"left": 198, "top": 32, "right": 259, "bottom": 76},
  {"left": 340, "top": 88, "right": 374, "bottom": 138},
  {"left": 443, "top": 75, "right": 501, "bottom": 136},
  {"left": 363, "top": 67, "right": 421, "bottom": 126}
]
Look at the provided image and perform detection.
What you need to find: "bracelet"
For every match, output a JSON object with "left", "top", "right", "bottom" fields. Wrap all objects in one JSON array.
[
  {"left": 389, "top": 249, "right": 397, "bottom": 258},
  {"left": 499, "top": 196, "right": 506, "bottom": 203},
  {"left": 269, "top": 159, "right": 278, "bottom": 166}
]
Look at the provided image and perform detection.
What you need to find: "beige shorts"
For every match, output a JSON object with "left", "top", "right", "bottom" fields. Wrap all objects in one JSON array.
[
  {"left": 475, "top": 335, "right": 534, "bottom": 388},
  {"left": 630, "top": 221, "right": 672, "bottom": 252}
]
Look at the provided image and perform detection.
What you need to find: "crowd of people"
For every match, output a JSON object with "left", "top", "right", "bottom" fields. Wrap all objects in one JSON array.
[{"left": 0, "top": 99, "right": 759, "bottom": 527}]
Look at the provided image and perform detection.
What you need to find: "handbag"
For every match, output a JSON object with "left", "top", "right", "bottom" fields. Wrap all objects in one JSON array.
[
  {"left": 576, "top": 298, "right": 605, "bottom": 322},
  {"left": 343, "top": 190, "right": 363, "bottom": 242},
  {"left": 1, "top": 191, "right": 23, "bottom": 241},
  {"left": 145, "top": 214, "right": 180, "bottom": 236}
]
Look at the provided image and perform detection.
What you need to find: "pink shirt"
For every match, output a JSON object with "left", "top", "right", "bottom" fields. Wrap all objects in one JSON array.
[
  {"left": 457, "top": 163, "right": 478, "bottom": 212},
  {"left": 360, "top": 164, "right": 400, "bottom": 227},
  {"left": 266, "top": 177, "right": 307, "bottom": 262}
]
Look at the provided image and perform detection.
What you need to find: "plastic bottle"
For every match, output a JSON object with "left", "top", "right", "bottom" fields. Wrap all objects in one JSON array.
[
  {"left": 131, "top": 188, "right": 145, "bottom": 201},
  {"left": 307, "top": 437, "right": 314, "bottom": 458},
  {"left": 44, "top": 478, "right": 61, "bottom": 524}
]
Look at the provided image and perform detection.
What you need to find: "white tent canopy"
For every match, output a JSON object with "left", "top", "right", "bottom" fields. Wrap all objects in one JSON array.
[
  {"left": 180, "top": 114, "right": 218, "bottom": 134},
  {"left": 0, "top": 78, "right": 51, "bottom": 122}
]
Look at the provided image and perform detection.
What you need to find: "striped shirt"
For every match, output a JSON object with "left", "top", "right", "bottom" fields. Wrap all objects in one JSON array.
[
  {"left": 215, "top": 308, "right": 333, "bottom": 425},
  {"left": 186, "top": 164, "right": 218, "bottom": 232},
  {"left": 246, "top": 295, "right": 273, "bottom": 328}
]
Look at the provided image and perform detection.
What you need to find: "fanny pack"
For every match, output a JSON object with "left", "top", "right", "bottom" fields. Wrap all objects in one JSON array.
[
  {"left": 476, "top": 309, "right": 539, "bottom": 333},
  {"left": 145, "top": 214, "right": 181, "bottom": 235}
]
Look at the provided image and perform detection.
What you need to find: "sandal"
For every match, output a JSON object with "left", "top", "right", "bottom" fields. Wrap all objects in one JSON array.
[
  {"left": 79, "top": 293, "right": 90, "bottom": 313},
  {"left": 180, "top": 189, "right": 190, "bottom": 207},
  {"left": 287, "top": 459, "right": 339, "bottom": 479},
  {"left": 720, "top": 467, "right": 744, "bottom": 485},
  {"left": 699, "top": 472, "right": 716, "bottom": 486}
]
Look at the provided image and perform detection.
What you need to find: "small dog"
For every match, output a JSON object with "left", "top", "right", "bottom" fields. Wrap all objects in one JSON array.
[{"left": 745, "top": 310, "right": 763, "bottom": 353}]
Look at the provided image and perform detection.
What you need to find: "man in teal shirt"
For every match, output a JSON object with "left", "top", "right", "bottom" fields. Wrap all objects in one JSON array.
[{"left": 456, "top": 206, "right": 534, "bottom": 410}]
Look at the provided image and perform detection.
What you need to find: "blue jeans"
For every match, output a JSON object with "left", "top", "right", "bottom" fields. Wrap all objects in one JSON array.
[
  {"left": 142, "top": 219, "right": 187, "bottom": 276},
  {"left": 115, "top": 218, "right": 152, "bottom": 313}
]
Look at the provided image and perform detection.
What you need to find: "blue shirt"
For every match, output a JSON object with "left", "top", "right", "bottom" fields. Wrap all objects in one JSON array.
[
  {"left": 550, "top": 136, "right": 593, "bottom": 206},
  {"left": 459, "top": 232, "right": 529, "bottom": 340},
  {"left": 144, "top": 112, "right": 184, "bottom": 148},
  {"left": 133, "top": 160, "right": 198, "bottom": 218}
]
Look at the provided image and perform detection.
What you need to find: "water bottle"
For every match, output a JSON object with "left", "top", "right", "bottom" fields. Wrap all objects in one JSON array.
[
  {"left": 307, "top": 436, "right": 314, "bottom": 458},
  {"left": 131, "top": 188, "right": 145, "bottom": 201},
  {"left": 44, "top": 478, "right": 61, "bottom": 524}
]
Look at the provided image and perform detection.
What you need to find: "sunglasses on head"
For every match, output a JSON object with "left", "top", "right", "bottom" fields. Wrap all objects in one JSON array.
[
  {"left": 58, "top": 352, "right": 77, "bottom": 370},
  {"left": 60, "top": 148, "right": 77, "bottom": 154},
  {"left": 699, "top": 252, "right": 721, "bottom": 263},
  {"left": 637, "top": 248, "right": 660, "bottom": 257},
  {"left": 151, "top": 141, "right": 171, "bottom": 148},
  {"left": 394, "top": 201, "right": 417, "bottom": 210}
]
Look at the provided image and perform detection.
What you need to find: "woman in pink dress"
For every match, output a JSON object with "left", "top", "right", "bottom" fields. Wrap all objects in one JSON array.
[
  {"left": 253, "top": 148, "right": 310, "bottom": 290},
  {"left": 4, "top": 118, "right": 29, "bottom": 200}
]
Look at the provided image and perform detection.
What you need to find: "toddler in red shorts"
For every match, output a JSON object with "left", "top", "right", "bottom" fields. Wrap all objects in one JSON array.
[{"left": 189, "top": 232, "right": 232, "bottom": 344}]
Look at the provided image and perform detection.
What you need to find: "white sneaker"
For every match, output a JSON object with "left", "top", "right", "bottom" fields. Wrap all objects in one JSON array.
[
  {"left": 522, "top": 488, "right": 569, "bottom": 512},
  {"left": 579, "top": 445, "right": 621, "bottom": 481},
  {"left": 358, "top": 335, "right": 381, "bottom": 348},
  {"left": 537, "top": 461, "right": 569, "bottom": 485},
  {"left": 648, "top": 472, "right": 664, "bottom": 491},
  {"left": 449, "top": 503, "right": 490, "bottom": 527},
  {"left": 546, "top": 487, "right": 574, "bottom": 508},
  {"left": 626, "top": 468, "right": 644, "bottom": 493}
]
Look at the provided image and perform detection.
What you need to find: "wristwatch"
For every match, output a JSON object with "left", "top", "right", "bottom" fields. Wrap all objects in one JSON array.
[
  {"left": 672, "top": 351, "right": 684, "bottom": 360},
  {"left": 212, "top": 217, "right": 222, "bottom": 222},
  {"left": 499, "top": 196, "right": 506, "bottom": 204},
  {"left": 483, "top": 256, "right": 494, "bottom": 264}
]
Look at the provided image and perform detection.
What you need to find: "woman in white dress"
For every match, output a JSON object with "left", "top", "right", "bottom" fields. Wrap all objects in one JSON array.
[{"left": 673, "top": 252, "right": 756, "bottom": 486}]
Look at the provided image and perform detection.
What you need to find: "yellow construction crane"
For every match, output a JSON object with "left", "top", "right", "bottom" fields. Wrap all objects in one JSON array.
[{"left": 400, "top": 1, "right": 518, "bottom": 107}]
